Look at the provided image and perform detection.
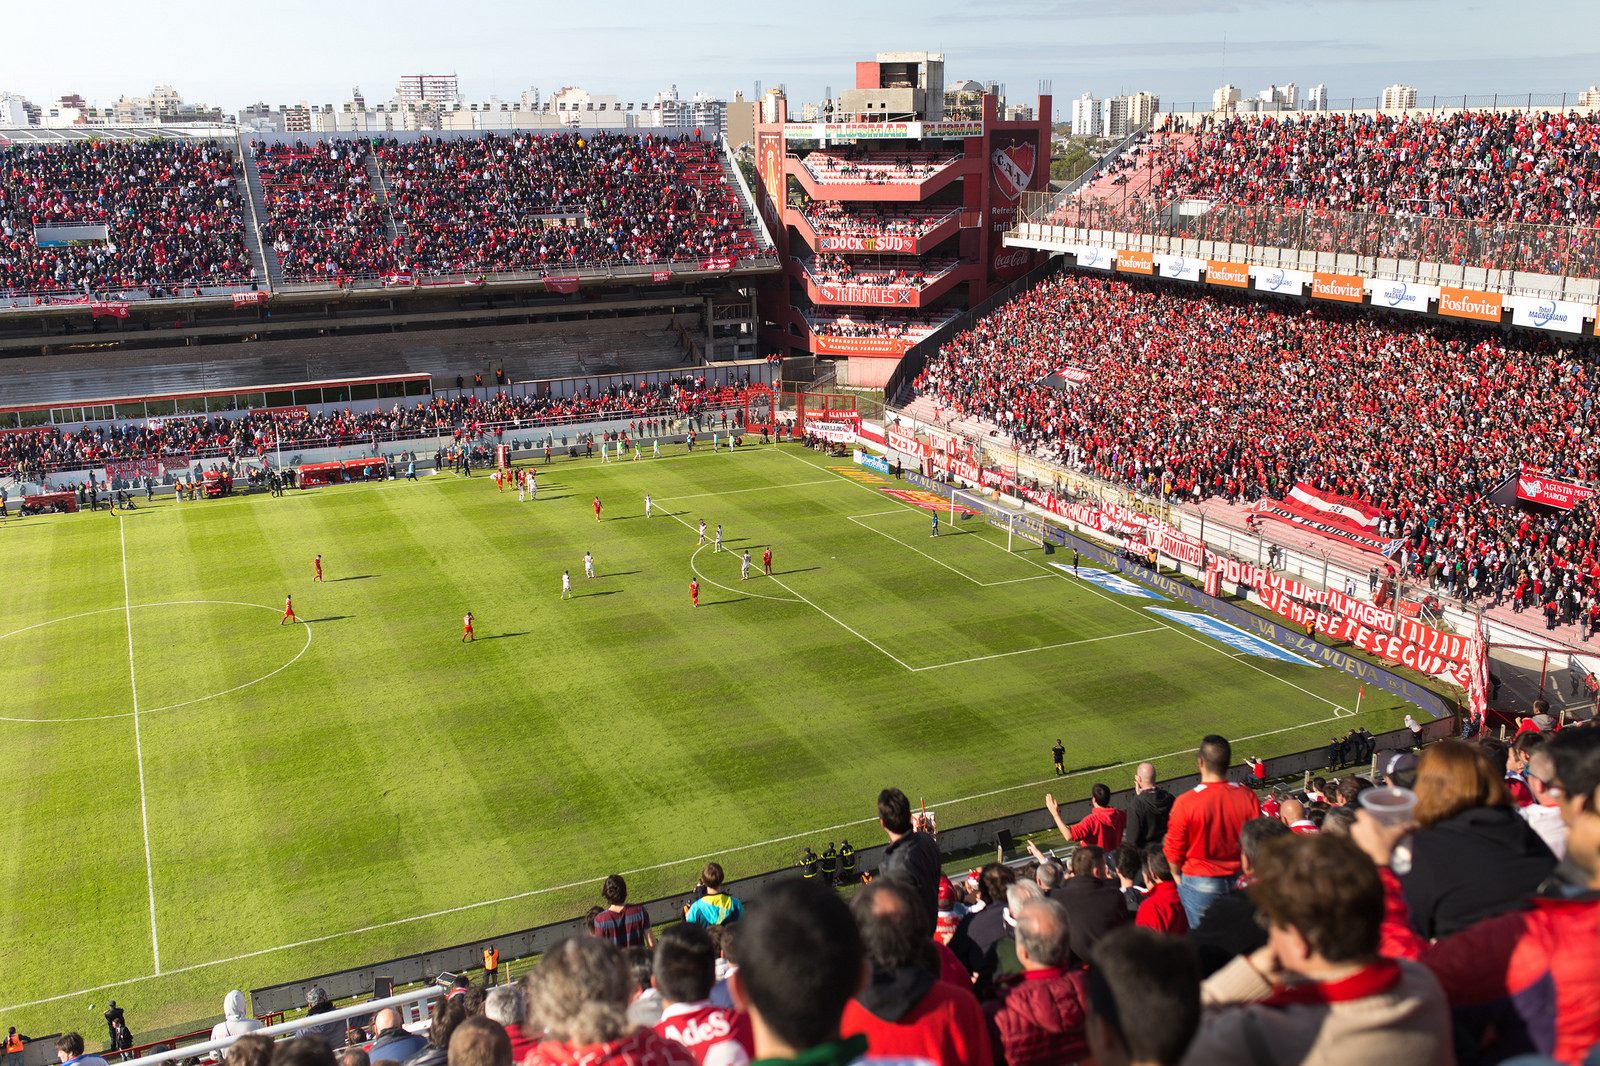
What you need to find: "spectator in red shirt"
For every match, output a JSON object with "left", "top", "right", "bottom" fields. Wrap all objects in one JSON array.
[
  {"left": 1278, "top": 797, "right": 1319, "bottom": 834},
  {"left": 1133, "top": 848, "right": 1189, "bottom": 936},
  {"left": 1164, "top": 735, "right": 1262, "bottom": 926},
  {"left": 1047, "top": 783, "right": 1127, "bottom": 853},
  {"left": 984, "top": 897, "right": 1090, "bottom": 1066},
  {"left": 652, "top": 925, "right": 754, "bottom": 1066},
  {"left": 841, "top": 880, "right": 993, "bottom": 1066}
]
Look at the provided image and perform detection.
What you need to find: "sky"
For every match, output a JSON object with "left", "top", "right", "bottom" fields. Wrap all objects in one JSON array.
[{"left": 4, "top": 0, "right": 1597, "bottom": 115}]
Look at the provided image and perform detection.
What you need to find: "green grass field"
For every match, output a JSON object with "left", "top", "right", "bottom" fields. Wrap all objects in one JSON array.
[{"left": 0, "top": 442, "right": 1412, "bottom": 1030}]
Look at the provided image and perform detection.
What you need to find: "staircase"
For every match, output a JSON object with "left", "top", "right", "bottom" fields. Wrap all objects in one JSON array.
[
  {"left": 364, "top": 151, "right": 404, "bottom": 247},
  {"left": 238, "top": 142, "right": 285, "bottom": 288},
  {"left": 716, "top": 136, "right": 777, "bottom": 258}
]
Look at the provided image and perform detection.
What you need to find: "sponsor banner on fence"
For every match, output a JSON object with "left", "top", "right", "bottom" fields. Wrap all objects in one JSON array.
[
  {"left": 853, "top": 450, "right": 890, "bottom": 475},
  {"left": 232, "top": 291, "right": 269, "bottom": 308},
  {"left": 1053, "top": 563, "right": 1168, "bottom": 600},
  {"left": 887, "top": 426, "right": 927, "bottom": 458},
  {"left": 808, "top": 419, "right": 859, "bottom": 443},
  {"left": 700, "top": 256, "right": 737, "bottom": 272},
  {"left": 1156, "top": 526, "right": 1206, "bottom": 567},
  {"left": 1114, "top": 248, "right": 1154, "bottom": 275},
  {"left": 811, "top": 334, "right": 914, "bottom": 357},
  {"left": 1516, "top": 467, "right": 1599, "bottom": 510},
  {"left": 1148, "top": 608, "right": 1321, "bottom": 666},
  {"left": 1505, "top": 294, "right": 1587, "bottom": 335},
  {"left": 1251, "top": 266, "right": 1312, "bottom": 295},
  {"left": 1073, "top": 245, "right": 1113, "bottom": 270},
  {"left": 104, "top": 458, "right": 165, "bottom": 482},
  {"left": 1158, "top": 255, "right": 1203, "bottom": 282},
  {"left": 1438, "top": 286, "right": 1502, "bottom": 322},
  {"left": 650, "top": 270, "right": 671, "bottom": 283},
  {"left": 1311, "top": 272, "right": 1365, "bottom": 303},
  {"left": 815, "top": 283, "right": 916, "bottom": 306},
  {"left": 543, "top": 276, "right": 580, "bottom": 294},
  {"left": 818, "top": 234, "right": 918, "bottom": 254},
  {"left": 882, "top": 488, "right": 976, "bottom": 514},
  {"left": 1205, "top": 259, "right": 1250, "bottom": 288},
  {"left": 1365, "top": 278, "right": 1436, "bottom": 314},
  {"left": 90, "top": 301, "right": 129, "bottom": 319},
  {"left": 381, "top": 273, "right": 414, "bottom": 287},
  {"left": 924, "top": 120, "right": 984, "bottom": 139}
]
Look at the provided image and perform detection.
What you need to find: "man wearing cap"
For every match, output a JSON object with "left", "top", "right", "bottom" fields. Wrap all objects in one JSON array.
[{"left": 1375, "top": 751, "right": 1419, "bottom": 790}]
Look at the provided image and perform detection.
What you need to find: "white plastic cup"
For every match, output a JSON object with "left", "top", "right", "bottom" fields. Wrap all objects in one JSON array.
[{"left": 1359, "top": 785, "right": 1418, "bottom": 826}]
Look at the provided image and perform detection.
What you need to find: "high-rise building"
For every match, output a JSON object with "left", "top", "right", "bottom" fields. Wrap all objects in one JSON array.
[
  {"left": 1212, "top": 84, "right": 1241, "bottom": 111},
  {"left": 1102, "top": 95, "right": 1130, "bottom": 138},
  {"left": 1258, "top": 83, "right": 1297, "bottom": 110},
  {"left": 726, "top": 91, "right": 756, "bottom": 149},
  {"left": 1307, "top": 83, "right": 1329, "bottom": 111},
  {"left": 396, "top": 73, "right": 460, "bottom": 108},
  {"left": 0, "top": 92, "right": 31, "bottom": 126},
  {"left": 1578, "top": 85, "right": 1600, "bottom": 107},
  {"left": 1069, "top": 91, "right": 1100, "bottom": 137},
  {"left": 1381, "top": 83, "right": 1418, "bottom": 110},
  {"left": 759, "top": 86, "right": 786, "bottom": 124},
  {"left": 1127, "top": 91, "right": 1159, "bottom": 129}
]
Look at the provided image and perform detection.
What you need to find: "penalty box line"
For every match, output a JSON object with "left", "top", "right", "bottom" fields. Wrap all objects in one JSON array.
[
  {"left": 0, "top": 708, "right": 1350, "bottom": 1015},
  {"left": 846, "top": 511, "right": 1050, "bottom": 589},
  {"left": 780, "top": 448, "right": 1358, "bottom": 720}
]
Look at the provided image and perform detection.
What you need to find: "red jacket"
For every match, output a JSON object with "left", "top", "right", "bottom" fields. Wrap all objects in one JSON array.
[
  {"left": 1134, "top": 880, "right": 1190, "bottom": 935},
  {"left": 984, "top": 967, "right": 1090, "bottom": 1066},
  {"left": 524, "top": 1029, "right": 695, "bottom": 1066},
  {"left": 1420, "top": 894, "right": 1600, "bottom": 1065},
  {"left": 1069, "top": 805, "right": 1127, "bottom": 852},
  {"left": 843, "top": 976, "right": 993, "bottom": 1066},
  {"left": 1163, "top": 780, "right": 1261, "bottom": 877}
]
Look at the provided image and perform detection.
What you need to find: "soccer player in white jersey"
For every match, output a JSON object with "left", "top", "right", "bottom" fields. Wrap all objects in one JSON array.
[
  {"left": 562, "top": 571, "right": 572, "bottom": 599},
  {"left": 645, "top": 494, "right": 654, "bottom": 518},
  {"left": 715, "top": 524, "right": 723, "bottom": 552},
  {"left": 698, "top": 519, "right": 707, "bottom": 545},
  {"left": 652, "top": 439, "right": 660, "bottom": 458},
  {"left": 584, "top": 551, "right": 595, "bottom": 579},
  {"left": 741, "top": 550, "right": 751, "bottom": 580}
]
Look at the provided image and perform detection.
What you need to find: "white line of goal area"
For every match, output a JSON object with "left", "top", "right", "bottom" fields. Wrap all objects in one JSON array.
[
  {"left": 650, "top": 479, "right": 1160, "bottom": 672},
  {"left": 846, "top": 511, "right": 1050, "bottom": 588},
  {"left": 776, "top": 449, "right": 1359, "bottom": 719},
  {"left": 117, "top": 516, "right": 163, "bottom": 975},
  {"left": 0, "top": 706, "right": 1349, "bottom": 1014}
]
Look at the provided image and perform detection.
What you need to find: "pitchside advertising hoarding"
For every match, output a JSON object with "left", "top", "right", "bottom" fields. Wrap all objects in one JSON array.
[{"left": 1365, "top": 278, "right": 1436, "bottom": 314}]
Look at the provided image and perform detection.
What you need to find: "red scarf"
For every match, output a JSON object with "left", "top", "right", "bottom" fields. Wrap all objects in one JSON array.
[{"left": 1263, "top": 960, "right": 1402, "bottom": 1007}]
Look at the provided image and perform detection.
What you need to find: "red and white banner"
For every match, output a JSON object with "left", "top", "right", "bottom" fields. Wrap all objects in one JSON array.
[
  {"left": 232, "top": 290, "right": 269, "bottom": 307},
  {"left": 105, "top": 458, "right": 164, "bottom": 481},
  {"left": 543, "top": 276, "right": 581, "bottom": 294},
  {"left": 811, "top": 334, "right": 914, "bottom": 357},
  {"left": 1467, "top": 621, "right": 1490, "bottom": 725},
  {"left": 1516, "top": 467, "right": 1598, "bottom": 510},
  {"left": 887, "top": 426, "right": 927, "bottom": 458},
  {"left": 1287, "top": 482, "right": 1381, "bottom": 530},
  {"left": 818, "top": 234, "right": 918, "bottom": 253},
  {"left": 815, "top": 283, "right": 916, "bottom": 307},
  {"left": 1251, "top": 483, "right": 1396, "bottom": 555},
  {"left": 90, "top": 301, "right": 129, "bottom": 319},
  {"left": 700, "top": 256, "right": 737, "bottom": 272},
  {"left": 808, "top": 420, "right": 858, "bottom": 443},
  {"left": 381, "top": 273, "right": 415, "bottom": 287},
  {"left": 650, "top": 270, "right": 672, "bottom": 283}
]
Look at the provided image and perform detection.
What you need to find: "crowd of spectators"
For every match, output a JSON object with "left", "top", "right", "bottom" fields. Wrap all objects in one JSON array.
[
  {"left": 808, "top": 311, "right": 952, "bottom": 342},
  {"left": 914, "top": 271, "right": 1600, "bottom": 636},
  {"left": 800, "top": 201, "right": 958, "bottom": 242},
  {"left": 799, "top": 149, "right": 960, "bottom": 185},
  {"left": 120, "top": 722, "right": 1600, "bottom": 1066},
  {"left": 804, "top": 255, "right": 956, "bottom": 290},
  {"left": 370, "top": 133, "right": 757, "bottom": 276},
  {"left": 0, "top": 139, "right": 254, "bottom": 297},
  {"left": 253, "top": 141, "right": 396, "bottom": 282},
  {"left": 0, "top": 378, "right": 741, "bottom": 481}
]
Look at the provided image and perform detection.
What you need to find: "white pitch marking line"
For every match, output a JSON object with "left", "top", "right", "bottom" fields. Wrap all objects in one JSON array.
[
  {"left": 656, "top": 508, "right": 800, "bottom": 603},
  {"left": 0, "top": 708, "right": 1351, "bottom": 1014},
  {"left": 914, "top": 626, "right": 1167, "bottom": 672},
  {"left": 780, "top": 449, "right": 1356, "bottom": 720},
  {"left": 117, "top": 516, "right": 162, "bottom": 975},
  {"left": 767, "top": 572, "right": 918, "bottom": 671},
  {"left": 846, "top": 512, "right": 1045, "bottom": 588}
]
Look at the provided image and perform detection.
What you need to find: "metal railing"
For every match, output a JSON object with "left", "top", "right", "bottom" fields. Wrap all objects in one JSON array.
[
  {"left": 1051, "top": 123, "right": 1148, "bottom": 198},
  {"left": 1155, "top": 92, "right": 1598, "bottom": 118}
]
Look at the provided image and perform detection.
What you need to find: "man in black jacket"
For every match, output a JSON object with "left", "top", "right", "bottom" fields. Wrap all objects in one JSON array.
[
  {"left": 876, "top": 787, "right": 942, "bottom": 934},
  {"left": 1124, "top": 763, "right": 1174, "bottom": 852},
  {"left": 1053, "top": 846, "right": 1129, "bottom": 965}
]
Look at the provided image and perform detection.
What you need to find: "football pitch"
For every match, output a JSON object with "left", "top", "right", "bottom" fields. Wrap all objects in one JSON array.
[{"left": 0, "top": 442, "right": 1412, "bottom": 1028}]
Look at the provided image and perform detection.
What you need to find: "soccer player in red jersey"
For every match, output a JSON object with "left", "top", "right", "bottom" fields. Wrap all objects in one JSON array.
[
  {"left": 462, "top": 611, "right": 475, "bottom": 643},
  {"left": 593, "top": 496, "right": 603, "bottom": 521},
  {"left": 280, "top": 595, "right": 297, "bottom": 625},
  {"left": 690, "top": 579, "right": 699, "bottom": 608},
  {"left": 313, "top": 554, "right": 323, "bottom": 583},
  {"left": 762, "top": 546, "right": 773, "bottom": 575}
]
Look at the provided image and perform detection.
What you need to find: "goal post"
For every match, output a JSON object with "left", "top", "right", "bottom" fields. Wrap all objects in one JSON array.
[{"left": 949, "top": 486, "right": 1048, "bottom": 553}]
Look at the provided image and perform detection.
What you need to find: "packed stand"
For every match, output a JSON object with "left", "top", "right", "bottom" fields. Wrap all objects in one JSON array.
[
  {"left": 0, "top": 377, "right": 741, "bottom": 481},
  {"left": 808, "top": 310, "right": 954, "bottom": 343},
  {"left": 374, "top": 133, "right": 757, "bottom": 275},
  {"left": 799, "top": 148, "right": 960, "bottom": 185},
  {"left": 94, "top": 727, "right": 1600, "bottom": 1066},
  {"left": 253, "top": 141, "right": 397, "bottom": 282},
  {"left": 804, "top": 254, "right": 958, "bottom": 290},
  {"left": 915, "top": 271, "right": 1600, "bottom": 637},
  {"left": 800, "top": 200, "right": 959, "bottom": 242},
  {"left": 0, "top": 139, "right": 254, "bottom": 297}
]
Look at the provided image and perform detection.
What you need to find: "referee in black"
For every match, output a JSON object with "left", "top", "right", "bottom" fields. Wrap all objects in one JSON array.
[{"left": 1052, "top": 738, "right": 1066, "bottom": 776}]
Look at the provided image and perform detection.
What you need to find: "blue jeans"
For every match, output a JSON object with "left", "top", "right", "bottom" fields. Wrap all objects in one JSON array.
[{"left": 1177, "top": 874, "right": 1233, "bottom": 927}]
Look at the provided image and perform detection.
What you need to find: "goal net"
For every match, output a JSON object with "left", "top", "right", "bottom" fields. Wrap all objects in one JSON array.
[{"left": 949, "top": 487, "right": 1049, "bottom": 552}]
